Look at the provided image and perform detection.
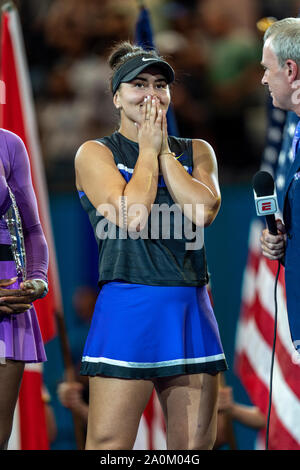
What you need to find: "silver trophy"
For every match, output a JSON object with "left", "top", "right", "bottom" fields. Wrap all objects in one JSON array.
[{"left": 4, "top": 186, "right": 26, "bottom": 281}]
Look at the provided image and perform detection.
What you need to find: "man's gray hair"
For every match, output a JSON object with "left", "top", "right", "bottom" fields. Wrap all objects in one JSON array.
[{"left": 264, "top": 17, "right": 300, "bottom": 67}]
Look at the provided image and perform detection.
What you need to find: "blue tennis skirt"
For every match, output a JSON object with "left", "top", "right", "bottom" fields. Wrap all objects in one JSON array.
[{"left": 80, "top": 282, "right": 227, "bottom": 379}]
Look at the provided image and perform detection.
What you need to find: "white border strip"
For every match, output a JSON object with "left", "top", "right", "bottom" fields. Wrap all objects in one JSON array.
[{"left": 82, "top": 353, "right": 225, "bottom": 369}]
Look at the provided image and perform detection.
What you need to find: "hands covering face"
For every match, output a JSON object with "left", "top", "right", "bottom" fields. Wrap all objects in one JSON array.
[{"left": 136, "top": 95, "right": 172, "bottom": 156}]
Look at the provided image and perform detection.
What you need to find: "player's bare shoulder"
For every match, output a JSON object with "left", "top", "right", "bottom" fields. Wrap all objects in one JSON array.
[{"left": 75, "top": 140, "right": 114, "bottom": 190}]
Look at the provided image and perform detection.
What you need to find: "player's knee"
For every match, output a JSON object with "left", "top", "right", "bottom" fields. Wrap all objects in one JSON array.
[
  {"left": 86, "top": 436, "right": 134, "bottom": 450},
  {"left": 85, "top": 427, "right": 135, "bottom": 450},
  {"left": 169, "top": 428, "right": 216, "bottom": 450},
  {"left": 194, "top": 432, "right": 216, "bottom": 450},
  {"left": 184, "top": 432, "right": 216, "bottom": 450}
]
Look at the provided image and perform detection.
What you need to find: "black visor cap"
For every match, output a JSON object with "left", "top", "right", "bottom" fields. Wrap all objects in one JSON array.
[{"left": 112, "top": 55, "right": 175, "bottom": 95}]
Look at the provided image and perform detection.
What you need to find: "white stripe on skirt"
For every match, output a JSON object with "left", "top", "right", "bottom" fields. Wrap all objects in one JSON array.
[{"left": 82, "top": 353, "right": 226, "bottom": 369}]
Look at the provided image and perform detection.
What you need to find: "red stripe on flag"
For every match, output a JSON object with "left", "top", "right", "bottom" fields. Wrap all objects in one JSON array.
[
  {"left": 248, "top": 299, "right": 300, "bottom": 399},
  {"left": 0, "top": 13, "right": 25, "bottom": 138},
  {"left": 235, "top": 351, "right": 270, "bottom": 415},
  {"left": 18, "top": 369, "right": 49, "bottom": 450},
  {"left": 236, "top": 352, "right": 300, "bottom": 449},
  {"left": 143, "top": 392, "right": 155, "bottom": 450},
  {"left": 245, "top": 248, "right": 261, "bottom": 274}
]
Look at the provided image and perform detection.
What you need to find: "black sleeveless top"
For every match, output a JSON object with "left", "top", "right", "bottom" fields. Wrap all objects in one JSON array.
[{"left": 79, "top": 132, "right": 209, "bottom": 287}]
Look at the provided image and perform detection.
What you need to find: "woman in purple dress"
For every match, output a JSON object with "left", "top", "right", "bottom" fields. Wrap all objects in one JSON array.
[{"left": 0, "top": 129, "right": 49, "bottom": 449}]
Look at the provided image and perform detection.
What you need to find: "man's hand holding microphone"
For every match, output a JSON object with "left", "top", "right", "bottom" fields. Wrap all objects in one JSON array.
[
  {"left": 260, "top": 219, "right": 286, "bottom": 263},
  {"left": 253, "top": 170, "right": 286, "bottom": 263}
]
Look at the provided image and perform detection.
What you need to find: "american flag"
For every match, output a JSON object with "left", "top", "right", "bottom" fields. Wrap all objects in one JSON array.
[{"left": 235, "top": 85, "right": 300, "bottom": 449}]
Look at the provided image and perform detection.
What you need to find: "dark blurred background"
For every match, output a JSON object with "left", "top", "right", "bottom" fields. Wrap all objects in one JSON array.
[{"left": 5, "top": 0, "right": 300, "bottom": 450}]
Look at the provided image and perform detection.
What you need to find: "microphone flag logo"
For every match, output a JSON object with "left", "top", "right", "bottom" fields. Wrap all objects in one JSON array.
[{"left": 254, "top": 194, "right": 278, "bottom": 216}]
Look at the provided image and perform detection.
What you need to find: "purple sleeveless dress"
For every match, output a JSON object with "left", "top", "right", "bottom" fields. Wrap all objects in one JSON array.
[{"left": 0, "top": 129, "right": 48, "bottom": 363}]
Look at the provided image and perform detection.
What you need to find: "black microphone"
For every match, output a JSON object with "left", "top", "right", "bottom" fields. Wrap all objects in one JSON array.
[{"left": 252, "top": 171, "right": 279, "bottom": 236}]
